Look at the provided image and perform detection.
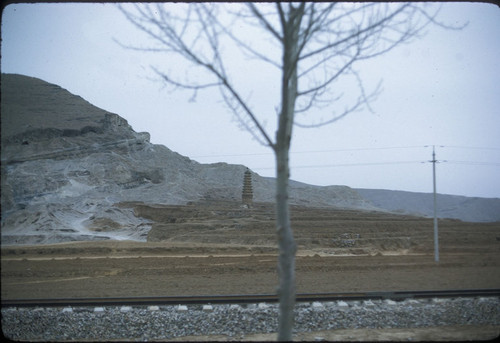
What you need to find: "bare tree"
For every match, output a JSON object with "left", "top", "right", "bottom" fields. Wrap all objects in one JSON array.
[{"left": 118, "top": 3, "right": 463, "bottom": 340}]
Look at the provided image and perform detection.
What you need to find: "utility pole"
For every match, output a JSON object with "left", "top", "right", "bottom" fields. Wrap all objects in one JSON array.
[{"left": 431, "top": 145, "right": 439, "bottom": 262}]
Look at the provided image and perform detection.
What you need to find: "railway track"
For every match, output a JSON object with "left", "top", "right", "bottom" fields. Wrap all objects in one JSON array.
[{"left": 2, "top": 288, "right": 499, "bottom": 308}]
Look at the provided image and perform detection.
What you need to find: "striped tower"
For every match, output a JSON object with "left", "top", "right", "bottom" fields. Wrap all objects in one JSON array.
[{"left": 242, "top": 168, "right": 253, "bottom": 206}]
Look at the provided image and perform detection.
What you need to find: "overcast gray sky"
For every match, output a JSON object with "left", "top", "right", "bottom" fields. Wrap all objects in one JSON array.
[{"left": 2, "top": 2, "right": 499, "bottom": 198}]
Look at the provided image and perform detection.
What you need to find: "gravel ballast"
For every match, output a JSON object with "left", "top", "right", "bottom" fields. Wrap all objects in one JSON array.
[{"left": 2, "top": 297, "right": 499, "bottom": 341}]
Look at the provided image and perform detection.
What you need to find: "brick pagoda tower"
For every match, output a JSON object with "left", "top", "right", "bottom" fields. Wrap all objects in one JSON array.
[{"left": 242, "top": 168, "right": 253, "bottom": 206}]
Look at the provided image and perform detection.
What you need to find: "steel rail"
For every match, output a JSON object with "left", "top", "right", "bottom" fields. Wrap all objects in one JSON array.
[{"left": 2, "top": 289, "right": 499, "bottom": 308}]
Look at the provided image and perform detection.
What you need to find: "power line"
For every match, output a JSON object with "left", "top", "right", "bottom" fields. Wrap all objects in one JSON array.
[
  {"left": 192, "top": 145, "right": 500, "bottom": 159},
  {"left": 250, "top": 159, "right": 500, "bottom": 170},
  {"left": 294, "top": 161, "right": 426, "bottom": 168},
  {"left": 252, "top": 160, "right": 425, "bottom": 170},
  {"left": 192, "top": 145, "right": 427, "bottom": 158},
  {"left": 443, "top": 145, "right": 500, "bottom": 151},
  {"left": 446, "top": 160, "right": 500, "bottom": 166},
  {"left": 290, "top": 146, "right": 426, "bottom": 154}
]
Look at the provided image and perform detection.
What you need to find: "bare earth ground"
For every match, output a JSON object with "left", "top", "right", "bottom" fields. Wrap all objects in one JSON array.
[
  {"left": 1, "top": 241, "right": 500, "bottom": 299},
  {"left": 2, "top": 202, "right": 500, "bottom": 340}
]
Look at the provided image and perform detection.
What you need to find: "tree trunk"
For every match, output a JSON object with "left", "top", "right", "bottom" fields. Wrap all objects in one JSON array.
[
  {"left": 275, "top": 145, "right": 296, "bottom": 341},
  {"left": 275, "top": 5, "right": 302, "bottom": 341}
]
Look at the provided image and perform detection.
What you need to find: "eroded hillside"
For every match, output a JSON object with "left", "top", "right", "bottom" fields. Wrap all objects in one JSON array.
[{"left": 1, "top": 74, "right": 374, "bottom": 245}]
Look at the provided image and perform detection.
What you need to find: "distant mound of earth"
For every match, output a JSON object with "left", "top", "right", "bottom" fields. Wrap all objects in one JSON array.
[
  {"left": 1, "top": 74, "right": 498, "bottom": 246},
  {"left": 356, "top": 189, "right": 500, "bottom": 223}
]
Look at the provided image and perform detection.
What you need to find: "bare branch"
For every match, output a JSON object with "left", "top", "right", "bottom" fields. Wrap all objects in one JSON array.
[
  {"left": 118, "top": 2, "right": 463, "bottom": 143},
  {"left": 411, "top": 3, "right": 468, "bottom": 31},
  {"left": 294, "top": 89, "right": 372, "bottom": 129},
  {"left": 276, "top": 2, "right": 286, "bottom": 32},
  {"left": 118, "top": 3, "right": 275, "bottom": 149},
  {"left": 153, "top": 69, "right": 221, "bottom": 91},
  {"left": 220, "top": 87, "right": 270, "bottom": 147},
  {"left": 297, "top": 50, "right": 359, "bottom": 97},
  {"left": 204, "top": 5, "right": 282, "bottom": 69},
  {"left": 218, "top": 75, "right": 276, "bottom": 149},
  {"left": 298, "top": 3, "right": 411, "bottom": 62},
  {"left": 248, "top": 3, "right": 283, "bottom": 43}
]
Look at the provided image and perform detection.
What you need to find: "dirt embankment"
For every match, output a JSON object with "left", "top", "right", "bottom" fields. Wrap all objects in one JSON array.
[
  {"left": 2, "top": 201, "right": 499, "bottom": 300},
  {"left": 136, "top": 201, "right": 500, "bottom": 256}
]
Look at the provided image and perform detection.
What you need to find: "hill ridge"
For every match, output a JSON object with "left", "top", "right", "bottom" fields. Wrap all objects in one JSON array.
[
  {"left": 0, "top": 74, "right": 373, "bottom": 245},
  {"left": 2, "top": 74, "right": 499, "bottom": 246}
]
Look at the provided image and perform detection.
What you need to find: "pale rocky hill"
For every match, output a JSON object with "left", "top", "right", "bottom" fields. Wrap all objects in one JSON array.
[
  {"left": 2, "top": 74, "right": 498, "bottom": 246},
  {"left": 1, "top": 74, "right": 375, "bottom": 245}
]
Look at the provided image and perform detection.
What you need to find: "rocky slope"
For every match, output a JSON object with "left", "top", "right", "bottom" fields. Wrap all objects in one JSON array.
[
  {"left": 2, "top": 74, "right": 498, "bottom": 246},
  {"left": 1, "top": 74, "right": 374, "bottom": 245}
]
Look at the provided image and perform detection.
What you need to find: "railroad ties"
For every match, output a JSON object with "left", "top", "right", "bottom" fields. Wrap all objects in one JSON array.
[{"left": 3, "top": 289, "right": 499, "bottom": 308}]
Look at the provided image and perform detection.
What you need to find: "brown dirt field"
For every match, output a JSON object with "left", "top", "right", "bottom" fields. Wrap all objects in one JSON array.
[
  {"left": 2, "top": 246, "right": 499, "bottom": 342},
  {"left": 1, "top": 201, "right": 499, "bottom": 341},
  {"left": 2, "top": 200, "right": 500, "bottom": 299},
  {"left": 1, "top": 241, "right": 499, "bottom": 299}
]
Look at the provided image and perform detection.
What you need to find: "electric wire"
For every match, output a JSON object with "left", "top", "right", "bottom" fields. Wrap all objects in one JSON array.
[
  {"left": 192, "top": 145, "right": 428, "bottom": 158},
  {"left": 446, "top": 160, "right": 500, "bottom": 166},
  {"left": 252, "top": 160, "right": 500, "bottom": 171},
  {"left": 192, "top": 145, "right": 500, "bottom": 159},
  {"left": 191, "top": 145, "right": 500, "bottom": 170},
  {"left": 443, "top": 145, "right": 500, "bottom": 151},
  {"left": 253, "top": 160, "right": 426, "bottom": 170}
]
